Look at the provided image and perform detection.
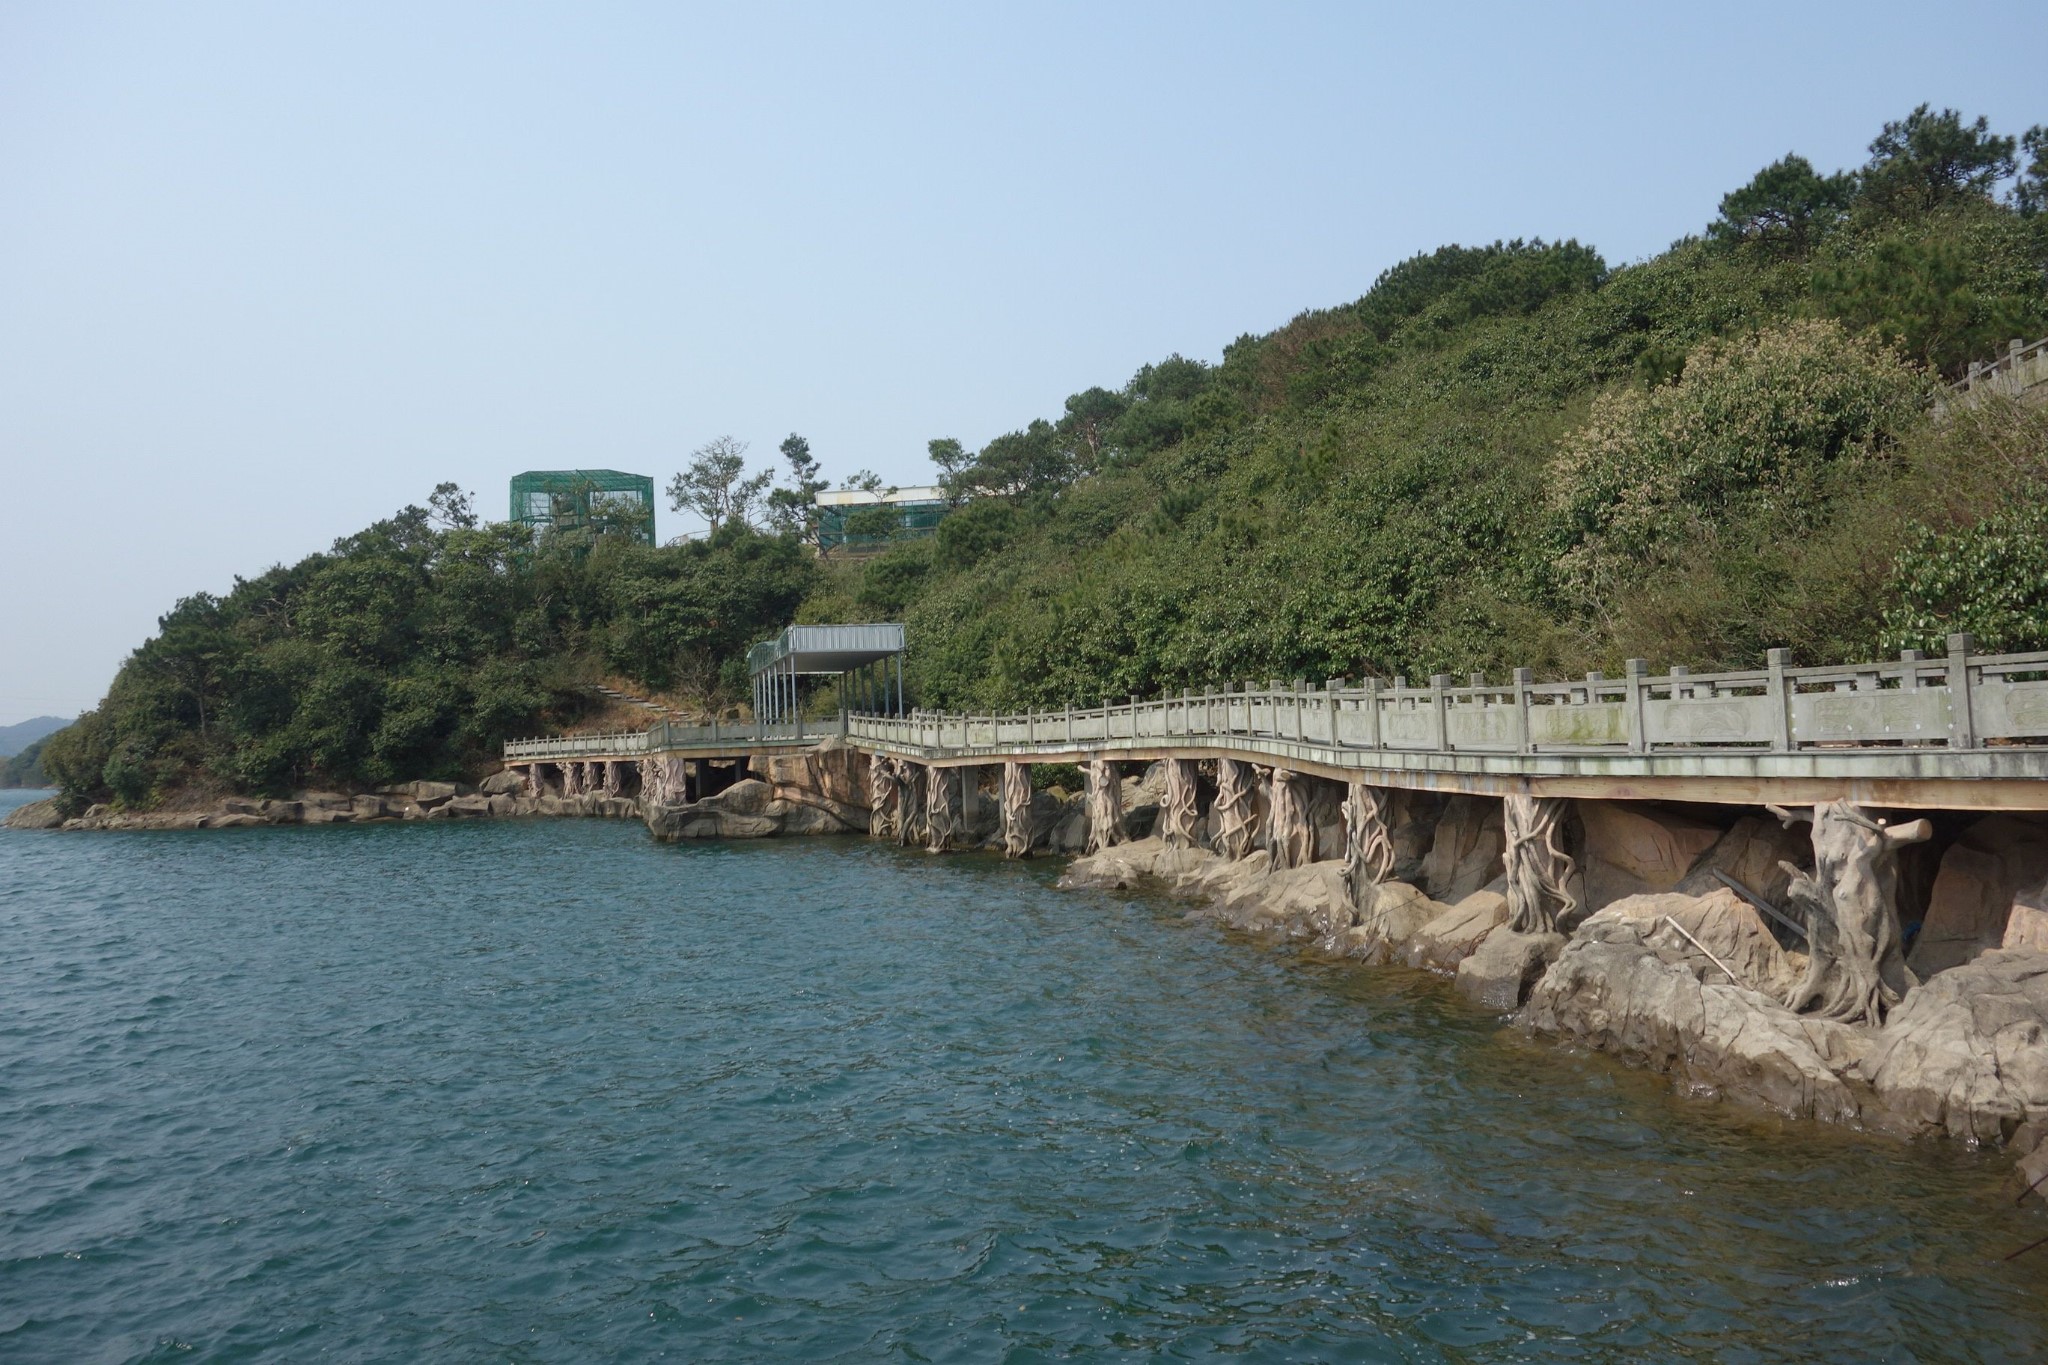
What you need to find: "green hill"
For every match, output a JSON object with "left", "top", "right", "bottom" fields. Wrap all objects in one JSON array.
[{"left": 41, "top": 105, "right": 2048, "bottom": 810}]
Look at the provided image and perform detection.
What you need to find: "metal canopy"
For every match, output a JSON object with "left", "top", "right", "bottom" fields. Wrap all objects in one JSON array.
[
  {"left": 747, "top": 623, "right": 905, "bottom": 677},
  {"left": 747, "top": 623, "right": 907, "bottom": 731}
]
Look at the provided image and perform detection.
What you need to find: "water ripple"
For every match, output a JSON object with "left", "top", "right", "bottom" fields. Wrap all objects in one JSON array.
[{"left": 2, "top": 790, "right": 2045, "bottom": 1361}]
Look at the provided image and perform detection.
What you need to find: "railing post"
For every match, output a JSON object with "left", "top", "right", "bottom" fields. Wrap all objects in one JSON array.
[
  {"left": 1514, "top": 667, "right": 1533, "bottom": 754},
  {"left": 1766, "top": 648, "right": 1794, "bottom": 752},
  {"left": 1365, "top": 677, "right": 1382, "bottom": 750},
  {"left": 1293, "top": 679, "right": 1305, "bottom": 743},
  {"left": 1625, "top": 657, "right": 1648, "bottom": 754},
  {"left": 1065, "top": 702, "right": 1073, "bottom": 747},
  {"left": 1326, "top": 678, "right": 1344, "bottom": 747},
  {"left": 1948, "top": 632, "right": 1978, "bottom": 750},
  {"left": 1431, "top": 674, "right": 1452, "bottom": 751}
]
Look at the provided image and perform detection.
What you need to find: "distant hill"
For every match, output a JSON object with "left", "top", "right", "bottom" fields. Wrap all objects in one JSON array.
[{"left": 0, "top": 716, "right": 68, "bottom": 758}]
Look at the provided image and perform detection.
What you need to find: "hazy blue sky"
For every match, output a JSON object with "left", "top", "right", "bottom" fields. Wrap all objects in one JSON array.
[{"left": 2, "top": 2, "right": 2042, "bottom": 722}]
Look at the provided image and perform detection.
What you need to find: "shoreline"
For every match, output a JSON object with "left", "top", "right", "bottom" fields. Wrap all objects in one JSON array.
[{"left": 16, "top": 763, "right": 2048, "bottom": 1207}]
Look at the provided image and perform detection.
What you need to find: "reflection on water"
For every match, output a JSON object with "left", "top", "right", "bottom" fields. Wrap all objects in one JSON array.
[{"left": 2, "top": 790, "right": 2044, "bottom": 1361}]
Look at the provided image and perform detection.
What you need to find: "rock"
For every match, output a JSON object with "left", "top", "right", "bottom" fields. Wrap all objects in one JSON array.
[
  {"left": 1676, "top": 815, "right": 1810, "bottom": 906},
  {"left": 1047, "top": 803, "right": 1089, "bottom": 854},
  {"left": 209, "top": 813, "right": 264, "bottom": 829},
  {"left": 712, "top": 779, "right": 774, "bottom": 816},
  {"left": 1058, "top": 838, "right": 1168, "bottom": 891},
  {"left": 1909, "top": 815, "right": 2048, "bottom": 979},
  {"left": 1456, "top": 927, "right": 1564, "bottom": 1010},
  {"left": 1865, "top": 948, "right": 2048, "bottom": 1144},
  {"left": 1595, "top": 888, "right": 1804, "bottom": 1001},
  {"left": 301, "top": 807, "right": 353, "bottom": 824},
  {"left": 1525, "top": 906, "right": 1871, "bottom": 1124},
  {"left": 1125, "top": 802, "right": 1161, "bottom": 841},
  {"left": 1352, "top": 881, "right": 1451, "bottom": 963},
  {"left": 351, "top": 795, "right": 388, "bottom": 820},
  {"left": 1418, "top": 796, "right": 1504, "bottom": 903},
  {"left": 299, "top": 790, "right": 355, "bottom": 811},
  {"left": 781, "top": 803, "right": 853, "bottom": 835},
  {"left": 480, "top": 770, "right": 528, "bottom": 796},
  {"left": 382, "top": 781, "right": 458, "bottom": 807},
  {"left": 1403, "top": 889, "right": 1511, "bottom": 970},
  {"left": 486, "top": 794, "right": 519, "bottom": 816},
  {"left": 1581, "top": 802, "right": 1724, "bottom": 911},
  {"left": 4, "top": 797, "right": 64, "bottom": 830},
  {"left": 2006, "top": 902, "right": 2048, "bottom": 953},
  {"left": 221, "top": 797, "right": 266, "bottom": 816}
]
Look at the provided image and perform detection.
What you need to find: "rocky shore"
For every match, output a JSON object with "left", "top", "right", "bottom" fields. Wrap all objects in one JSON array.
[
  {"left": 2, "top": 773, "right": 642, "bottom": 831},
  {"left": 1059, "top": 810, "right": 2048, "bottom": 1191},
  {"left": 19, "top": 741, "right": 2048, "bottom": 1196}
]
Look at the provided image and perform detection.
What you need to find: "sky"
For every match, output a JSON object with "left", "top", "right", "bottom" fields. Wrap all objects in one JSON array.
[{"left": 1, "top": 1, "right": 2043, "bottom": 724}]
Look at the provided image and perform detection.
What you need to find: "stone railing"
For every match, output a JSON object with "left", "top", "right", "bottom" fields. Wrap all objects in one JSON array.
[
  {"left": 503, "top": 717, "right": 818, "bottom": 762},
  {"left": 846, "top": 637, "right": 2048, "bottom": 805},
  {"left": 1938, "top": 336, "right": 2048, "bottom": 414}
]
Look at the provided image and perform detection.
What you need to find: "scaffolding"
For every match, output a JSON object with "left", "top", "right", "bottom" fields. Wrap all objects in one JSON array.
[
  {"left": 510, "top": 469, "right": 657, "bottom": 545},
  {"left": 747, "top": 623, "right": 906, "bottom": 736}
]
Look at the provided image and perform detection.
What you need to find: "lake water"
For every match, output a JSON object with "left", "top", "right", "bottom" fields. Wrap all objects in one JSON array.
[{"left": 3, "top": 786, "right": 2046, "bottom": 1362}]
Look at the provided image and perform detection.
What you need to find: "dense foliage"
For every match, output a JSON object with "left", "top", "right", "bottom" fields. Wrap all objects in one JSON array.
[
  {"left": 0, "top": 734, "right": 54, "bottom": 788},
  {"left": 49, "top": 104, "right": 2048, "bottom": 808},
  {"left": 46, "top": 512, "right": 813, "bottom": 806}
]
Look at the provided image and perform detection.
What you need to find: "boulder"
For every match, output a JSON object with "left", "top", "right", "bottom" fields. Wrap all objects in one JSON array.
[
  {"left": 1580, "top": 802, "right": 1724, "bottom": 911},
  {"left": 1058, "top": 838, "right": 1169, "bottom": 891},
  {"left": 3, "top": 797, "right": 64, "bottom": 830},
  {"left": 486, "top": 794, "right": 519, "bottom": 817},
  {"left": 1675, "top": 815, "right": 1810, "bottom": 907},
  {"left": 1866, "top": 948, "right": 2048, "bottom": 1144},
  {"left": 1524, "top": 899, "right": 1870, "bottom": 1124},
  {"left": 1352, "top": 881, "right": 1452, "bottom": 964},
  {"left": 299, "top": 790, "right": 355, "bottom": 811},
  {"left": 1047, "top": 803, "right": 1089, "bottom": 854},
  {"left": 208, "top": 813, "right": 264, "bottom": 829},
  {"left": 1455, "top": 928, "right": 1564, "bottom": 1010},
  {"left": 781, "top": 803, "right": 854, "bottom": 835},
  {"left": 382, "top": 781, "right": 458, "bottom": 807},
  {"left": 351, "top": 795, "right": 389, "bottom": 820},
  {"left": 1403, "top": 889, "right": 1511, "bottom": 970},
  {"left": 1418, "top": 796, "right": 1504, "bottom": 903},
  {"left": 1594, "top": 888, "right": 1804, "bottom": 1001},
  {"left": 1909, "top": 815, "right": 2048, "bottom": 979},
  {"left": 1125, "top": 802, "right": 1161, "bottom": 841},
  {"left": 712, "top": 779, "right": 774, "bottom": 816},
  {"left": 480, "top": 770, "right": 528, "bottom": 796},
  {"left": 301, "top": 807, "right": 354, "bottom": 824}
]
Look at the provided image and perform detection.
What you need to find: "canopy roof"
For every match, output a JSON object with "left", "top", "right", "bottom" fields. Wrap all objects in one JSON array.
[{"left": 747, "top": 623, "right": 904, "bottom": 677}]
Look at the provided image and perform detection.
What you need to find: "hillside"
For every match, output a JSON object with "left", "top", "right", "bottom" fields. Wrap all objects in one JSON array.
[
  {"left": 0, "top": 715, "right": 68, "bottom": 757},
  {"left": 39, "top": 104, "right": 2048, "bottom": 810}
]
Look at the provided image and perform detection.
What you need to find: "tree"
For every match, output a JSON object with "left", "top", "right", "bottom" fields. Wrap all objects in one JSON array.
[
  {"left": 766, "top": 432, "right": 830, "bottom": 547},
  {"left": 927, "top": 437, "right": 972, "bottom": 501},
  {"left": 1858, "top": 105, "right": 2017, "bottom": 218},
  {"left": 427, "top": 481, "right": 477, "bottom": 531},
  {"left": 667, "top": 436, "right": 772, "bottom": 534},
  {"left": 2015, "top": 125, "right": 2048, "bottom": 216},
  {"left": 1814, "top": 230, "right": 2037, "bottom": 376},
  {"left": 1708, "top": 153, "right": 1855, "bottom": 252}
]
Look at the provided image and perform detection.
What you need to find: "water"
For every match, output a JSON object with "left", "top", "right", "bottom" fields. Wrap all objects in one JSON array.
[{"left": 3, "top": 788, "right": 2046, "bottom": 1362}]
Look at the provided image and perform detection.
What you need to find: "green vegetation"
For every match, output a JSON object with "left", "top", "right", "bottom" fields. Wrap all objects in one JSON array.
[
  {"left": 45, "top": 105, "right": 2048, "bottom": 809},
  {"left": 1, "top": 734, "right": 56, "bottom": 788}
]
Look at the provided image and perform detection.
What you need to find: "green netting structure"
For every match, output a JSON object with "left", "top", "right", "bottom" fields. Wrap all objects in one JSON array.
[{"left": 509, "top": 470, "right": 656, "bottom": 545}]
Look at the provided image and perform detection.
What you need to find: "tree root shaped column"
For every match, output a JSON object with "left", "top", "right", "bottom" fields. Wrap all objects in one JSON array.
[
  {"left": 1267, "top": 768, "right": 1314, "bottom": 871},
  {"left": 926, "top": 764, "right": 959, "bottom": 854},
  {"left": 868, "top": 756, "right": 897, "bottom": 838},
  {"left": 1084, "top": 759, "right": 1125, "bottom": 855},
  {"left": 896, "top": 762, "right": 927, "bottom": 847},
  {"left": 1001, "top": 761, "right": 1034, "bottom": 859},
  {"left": 1163, "top": 759, "right": 1200, "bottom": 850},
  {"left": 1771, "top": 800, "right": 1932, "bottom": 1027},
  {"left": 1213, "top": 759, "right": 1260, "bottom": 861},
  {"left": 1505, "top": 795, "right": 1577, "bottom": 934},
  {"left": 1343, "top": 781, "right": 1396, "bottom": 913}
]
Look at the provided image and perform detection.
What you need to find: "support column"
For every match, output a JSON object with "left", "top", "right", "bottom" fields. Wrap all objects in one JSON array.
[
  {"left": 926, "top": 764, "right": 957, "bottom": 854},
  {"left": 1267, "top": 768, "right": 1313, "bottom": 870},
  {"left": 1084, "top": 758, "right": 1125, "bottom": 854},
  {"left": 1774, "top": 800, "right": 1933, "bottom": 1026},
  {"left": 1002, "top": 761, "right": 1033, "bottom": 859},
  {"left": 1163, "top": 758, "right": 1200, "bottom": 849},
  {"left": 868, "top": 755, "right": 897, "bottom": 838},
  {"left": 1504, "top": 795, "right": 1577, "bottom": 934},
  {"left": 1343, "top": 781, "right": 1395, "bottom": 912},
  {"left": 896, "top": 761, "right": 927, "bottom": 847},
  {"left": 1213, "top": 758, "right": 1259, "bottom": 860}
]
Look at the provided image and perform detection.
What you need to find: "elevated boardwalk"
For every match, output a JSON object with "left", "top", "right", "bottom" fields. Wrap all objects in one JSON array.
[{"left": 506, "top": 638, "right": 2048, "bottom": 811}]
